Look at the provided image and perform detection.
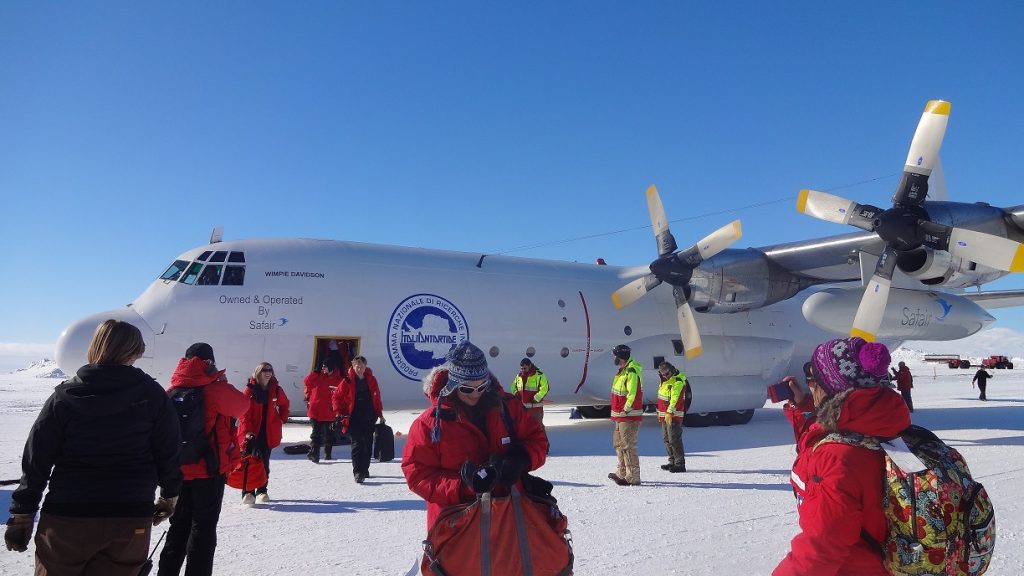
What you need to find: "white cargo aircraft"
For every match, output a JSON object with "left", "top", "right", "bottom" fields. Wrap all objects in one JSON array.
[{"left": 55, "top": 100, "right": 1024, "bottom": 426}]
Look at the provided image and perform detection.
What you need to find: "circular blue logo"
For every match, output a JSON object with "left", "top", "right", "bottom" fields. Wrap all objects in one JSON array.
[{"left": 387, "top": 294, "right": 469, "bottom": 381}]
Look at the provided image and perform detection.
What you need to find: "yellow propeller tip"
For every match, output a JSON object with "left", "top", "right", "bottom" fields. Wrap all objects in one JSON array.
[
  {"left": 611, "top": 293, "right": 623, "bottom": 309},
  {"left": 797, "top": 189, "right": 810, "bottom": 213},
  {"left": 685, "top": 346, "right": 704, "bottom": 359},
  {"left": 849, "top": 328, "right": 877, "bottom": 342},
  {"left": 1011, "top": 245, "right": 1024, "bottom": 273},
  {"left": 731, "top": 220, "right": 743, "bottom": 239},
  {"left": 646, "top": 185, "right": 658, "bottom": 197},
  {"left": 925, "top": 100, "right": 951, "bottom": 116}
]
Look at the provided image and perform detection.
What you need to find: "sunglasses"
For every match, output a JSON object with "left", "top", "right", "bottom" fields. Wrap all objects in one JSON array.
[
  {"left": 803, "top": 362, "right": 818, "bottom": 387},
  {"left": 457, "top": 379, "right": 490, "bottom": 394},
  {"left": 261, "top": 368, "right": 274, "bottom": 374}
]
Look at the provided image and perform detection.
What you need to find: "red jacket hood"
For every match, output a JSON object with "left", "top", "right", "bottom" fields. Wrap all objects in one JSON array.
[
  {"left": 824, "top": 386, "right": 911, "bottom": 439},
  {"left": 170, "top": 356, "right": 227, "bottom": 388}
]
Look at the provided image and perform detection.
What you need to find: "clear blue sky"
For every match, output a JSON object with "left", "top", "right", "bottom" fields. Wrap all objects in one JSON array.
[{"left": 3, "top": 2, "right": 1024, "bottom": 351}]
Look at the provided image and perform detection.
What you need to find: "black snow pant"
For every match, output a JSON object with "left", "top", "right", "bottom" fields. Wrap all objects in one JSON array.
[
  {"left": 349, "top": 417, "right": 375, "bottom": 477},
  {"left": 901, "top": 389, "right": 914, "bottom": 413},
  {"left": 978, "top": 381, "right": 987, "bottom": 400},
  {"left": 157, "top": 475, "right": 226, "bottom": 576}
]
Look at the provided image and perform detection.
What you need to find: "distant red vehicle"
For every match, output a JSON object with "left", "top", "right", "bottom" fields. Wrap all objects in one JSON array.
[
  {"left": 981, "top": 355, "right": 1014, "bottom": 369},
  {"left": 924, "top": 354, "right": 972, "bottom": 369}
]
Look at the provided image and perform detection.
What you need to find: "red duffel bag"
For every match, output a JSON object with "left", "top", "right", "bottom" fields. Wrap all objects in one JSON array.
[
  {"left": 226, "top": 454, "right": 267, "bottom": 492},
  {"left": 421, "top": 486, "right": 573, "bottom": 576}
]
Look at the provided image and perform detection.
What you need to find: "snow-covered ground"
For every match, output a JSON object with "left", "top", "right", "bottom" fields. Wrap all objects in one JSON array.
[{"left": 2, "top": 354, "right": 1022, "bottom": 575}]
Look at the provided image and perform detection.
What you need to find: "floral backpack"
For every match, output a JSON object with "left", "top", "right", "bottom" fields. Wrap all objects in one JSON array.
[{"left": 815, "top": 425, "right": 995, "bottom": 575}]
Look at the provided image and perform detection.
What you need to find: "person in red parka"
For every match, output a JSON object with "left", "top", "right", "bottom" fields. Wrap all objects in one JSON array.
[
  {"left": 891, "top": 361, "right": 914, "bottom": 413},
  {"left": 158, "top": 343, "right": 249, "bottom": 576},
  {"left": 780, "top": 362, "right": 818, "bottom": 443},
  {"left": 238, "top": 361, "right": 290, "bottom": 505},
  {"left": 303, "top": 357, "right": 342, "bottom": 463},
  {"left": 332, "top": 356, "right": 386, "bottom": 484},
  {"left": 774, "top": 337, "right": 912, "bottom": 576},
  {"left": 402, "top": 341, "right": 548, "bottom": 531}
]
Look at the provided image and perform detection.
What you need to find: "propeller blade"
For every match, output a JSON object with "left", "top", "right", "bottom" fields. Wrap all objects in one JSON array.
[
  {"left": 646, "top": 185, "right": 677, "bottom": 257},
  {"left": 675, "top": 220, "right": 744, "bottom": 267},
  {"left": 850, "top": 247, "right": 898, "bottom": 342},
  {"left": 893, "top": 100, "right": 950, "bottom": 206},
  {"left": 695, "top": 220, "right": 743, "bottom": 261},
  {"left": 672, "top": 286, "right": 703, "bottom": 358},
  {"left": 946, "top": 227, "right": 1024, "bottom": 272},
  {"left": 611, "top": 274, "right": 662, "bottom": 310},
  {"left": 929, "top": 157, "right": 948, "bottom": 201},
  {"left": 797, "top": 189, "right": 879, "bottom": 231}
]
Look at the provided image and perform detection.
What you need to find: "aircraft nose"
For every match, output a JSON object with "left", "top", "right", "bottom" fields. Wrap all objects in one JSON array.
[{"left": 55, "top": 308, "right": 153, "bottom": 375}]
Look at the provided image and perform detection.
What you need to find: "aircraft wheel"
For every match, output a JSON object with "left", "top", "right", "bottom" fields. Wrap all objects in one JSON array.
[
  {"left": 721, "top": 409, "right": 755, "bottom": 425},
  {"left": 684, "top": 412, "right": 718, "bottom": 427},
  {"left": 959, "top": 360, "right": 971, "bottom": 369},
  {"left": 577, "top": 405, "right": 611, "bottom": 419}
]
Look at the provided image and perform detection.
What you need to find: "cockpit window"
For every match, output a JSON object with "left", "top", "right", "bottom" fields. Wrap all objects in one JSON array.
[
  {"left": 197, "top": 265, "right": 223, "bottom": 285},
  {"left": 179, "top": 262, "right": 204, "bottom": 285},
  {"left": 163, "top": 251, "right": 246, "bottom": 286},
  {"left": 222, "top": 265, "right": 246, "bottom": 286},
  {"left": 160, "top": 260, "right": 190, "bottom": 281}
]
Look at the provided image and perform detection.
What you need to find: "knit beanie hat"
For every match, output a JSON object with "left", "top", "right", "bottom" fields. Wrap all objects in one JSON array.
[
  {"left": 185, "top": 342, "right": 215, "bottom": 363},
  {"left": 439, "top": 341, "right": 489, "bottom": 396},
  {"left": 612, "top": 344, "right": 632, "bottom": 361},
  {"left": 811, "top": 337, "right": 891, "bottom": 395}
]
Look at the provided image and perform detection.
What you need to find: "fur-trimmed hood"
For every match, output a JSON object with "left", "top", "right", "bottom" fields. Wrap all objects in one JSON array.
[{"left": 814, "top": 386, "right": 910, "bottom": 438}]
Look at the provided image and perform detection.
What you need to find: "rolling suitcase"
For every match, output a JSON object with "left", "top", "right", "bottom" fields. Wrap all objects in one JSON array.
[{"left": 373, "top": 423, "right": 395, "bottom": 462}]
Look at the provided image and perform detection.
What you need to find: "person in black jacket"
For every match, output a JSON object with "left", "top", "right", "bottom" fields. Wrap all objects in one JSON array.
[
  {"left": 4, "top": 319, "right": 182, "bottom": 575},
  {"left": 972, "top": 368, "right": 993, "bottom": 401}
]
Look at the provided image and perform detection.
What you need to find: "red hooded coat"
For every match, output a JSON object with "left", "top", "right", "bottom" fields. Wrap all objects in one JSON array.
[
  {"left": 167, "top": 357, "right": 250, "bottom": 481},
  {"left": 774, "top": 386, "right": 912, "bottom": 576},
  {"left": 238, "top": 377, "right": 291, "bottom": 449},
  {"left": 303, "top": 369, "right": 340, "bottom": 421},
  {"left": 402, "top": 370, "right": 549, "bottom": 529},
  {"left": 331, "top": 366, "right": 383, "bottom": 418}
]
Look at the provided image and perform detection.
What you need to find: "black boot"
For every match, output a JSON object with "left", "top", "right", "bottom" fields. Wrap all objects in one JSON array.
[
  {"left": 324, "top": 445, "right": 333, "bottom": 461},
  {"left": 308, "top": 444, "right": 320, "bottom": 463}
]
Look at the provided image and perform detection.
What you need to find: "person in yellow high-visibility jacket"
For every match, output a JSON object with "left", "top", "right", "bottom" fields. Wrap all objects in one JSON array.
[
  {"left": 510, "top": 358, "right": 549, "bottom": 430},
  {"left": 608, "top": 344, "right": 643, "bottom": 486},
  {"left": 657, "top": 361, "right": 689, "bottom": 473}
]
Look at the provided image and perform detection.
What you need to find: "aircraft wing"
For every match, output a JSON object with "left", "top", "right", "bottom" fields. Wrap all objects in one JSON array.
[
  {"left": 960, "top": 290, "right": 1024, "bottom": 310},
  {"left": 756, "top": 230, "right": 884, "bottom": 281}
]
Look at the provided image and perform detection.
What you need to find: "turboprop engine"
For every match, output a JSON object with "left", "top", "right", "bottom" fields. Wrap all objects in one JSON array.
[
  {"left": 687, "top": 249, "right": 819, "bottom": 313},
  {"left": 802, "top": 287, "right": 994, "bottom": 340}
]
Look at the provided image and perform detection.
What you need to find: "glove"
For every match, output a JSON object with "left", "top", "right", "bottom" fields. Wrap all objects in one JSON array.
[
  {"left": 241, "top": 433, "right": 256, "bottom": 456},
  {"left": 490, "top": 444, "right": 531, "bottom": 486},
  {"left": 5, "top": 513, "right": 34, "bottom": 552},
  {"left": 336, "top": 415, "right": 350, "bottom": 434},
  {"left": 152, "top": 496, "right": 177, "bottom": 526},
  {"left": 665, "top": 411, "right": 674, "bottom": 423},
  {"left": 459, "top": 461, "right": 498, "bottom": 494}
]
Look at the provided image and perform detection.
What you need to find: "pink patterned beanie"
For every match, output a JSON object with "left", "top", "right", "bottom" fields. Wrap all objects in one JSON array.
[{"left": 811, "top": 337, "right": 891, "bottom": 395}]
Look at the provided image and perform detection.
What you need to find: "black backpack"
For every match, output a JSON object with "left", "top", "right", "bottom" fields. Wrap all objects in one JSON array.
[
  {"left": 683, "top": 378, "right": 693, "bottom": 412},
  {"left": 169, "top": 387, "right": 218, "bottom": 475}
]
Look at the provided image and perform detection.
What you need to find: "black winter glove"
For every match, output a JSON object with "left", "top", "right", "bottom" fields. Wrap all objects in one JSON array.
[
  {"left": 490, "top": 444, "right": 531, "bottom": 486},
  {"left": 459, "top": 461, "right": 498, "bottom": 494},
  {"left": 241, "top": 433, "right": 255, "bottom": 457},
  {"left": 4, "top": 513, "right": 33, "bottom": 552}
]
